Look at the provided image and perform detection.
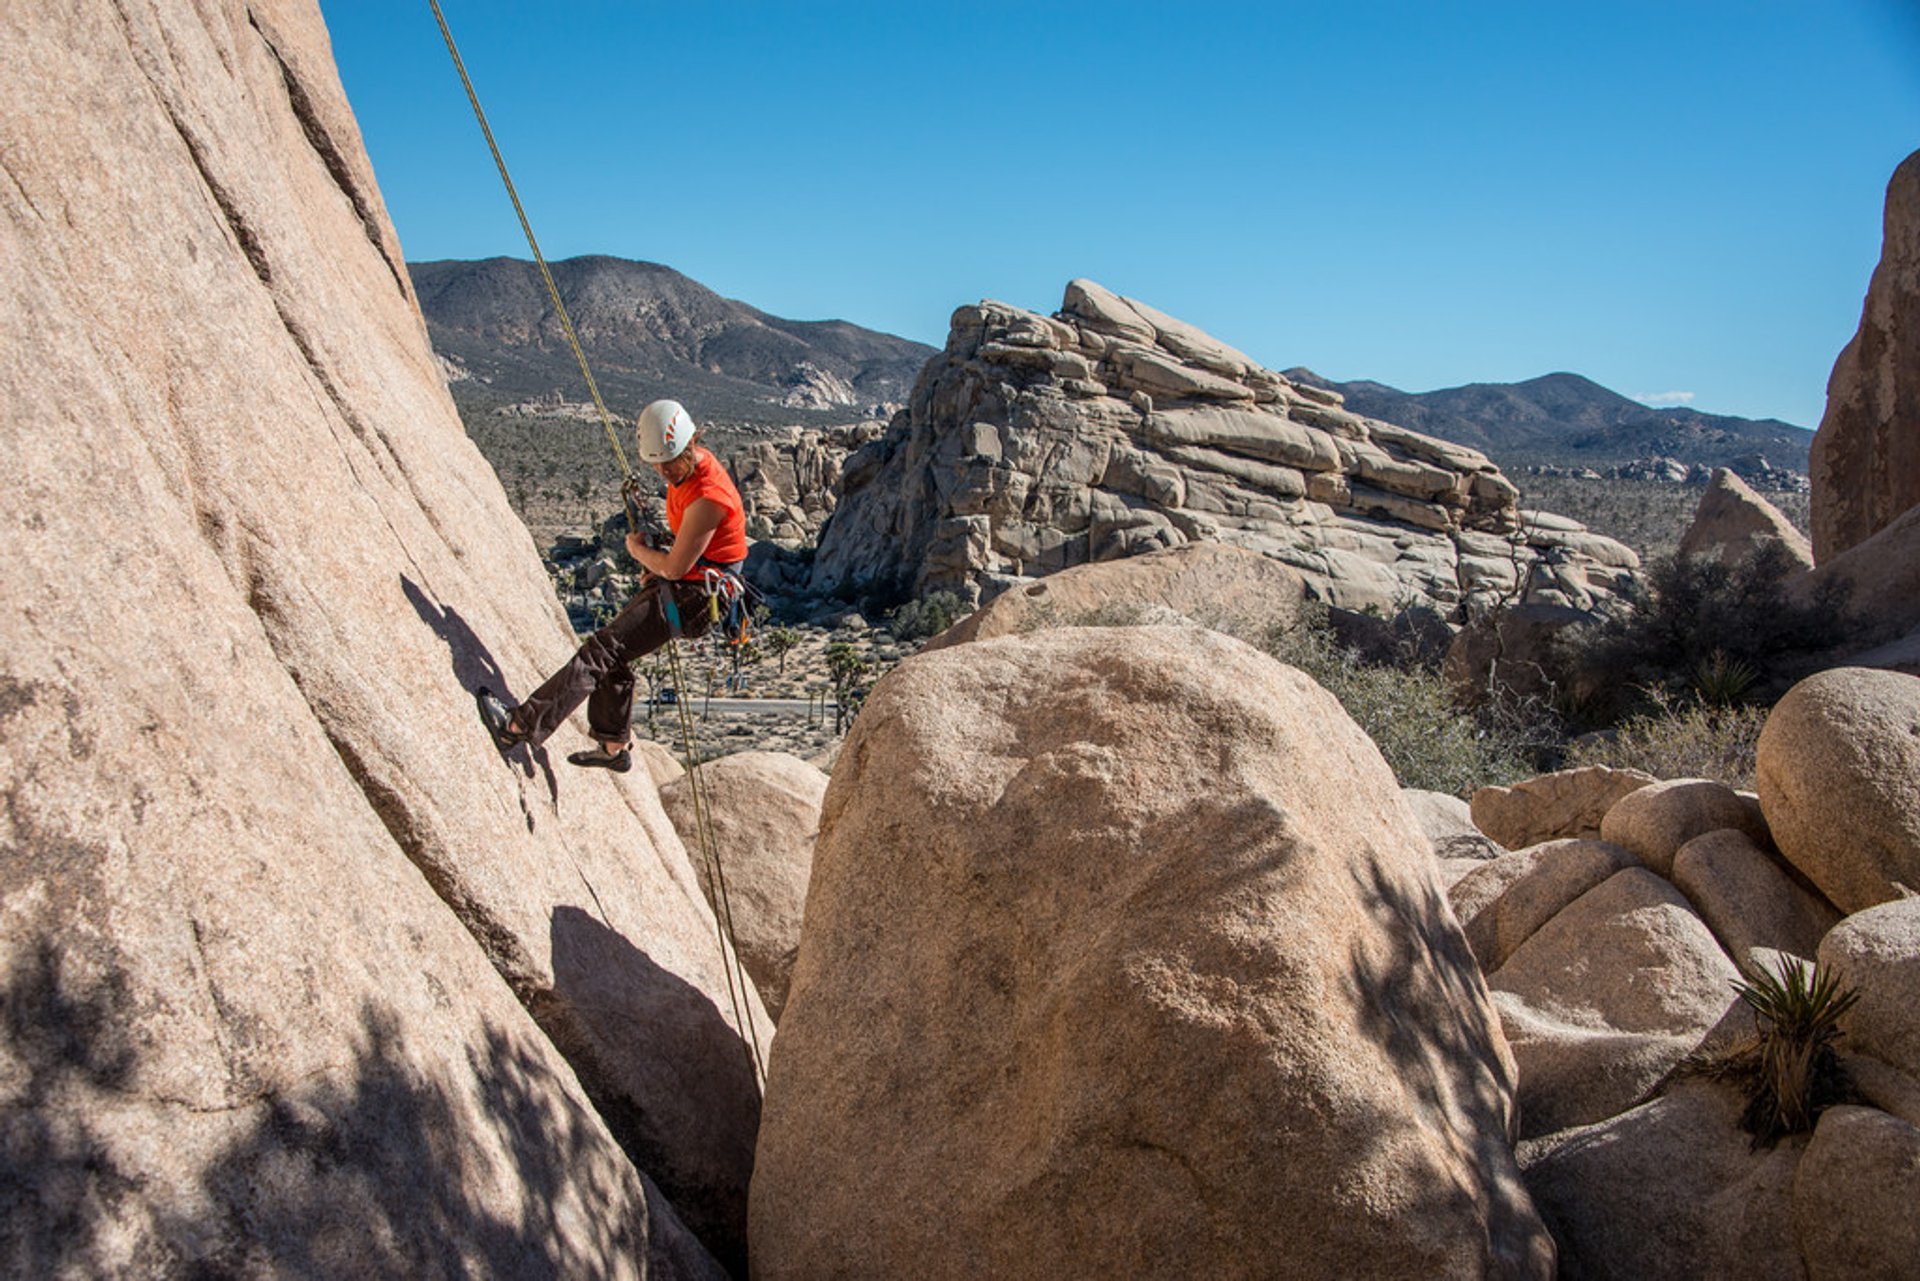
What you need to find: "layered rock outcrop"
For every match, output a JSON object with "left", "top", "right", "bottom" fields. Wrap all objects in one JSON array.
[
  {"left": 808, "top": 280, "right": 1639, "bottom": 618},
  {"left": 1, "top": 2, "right": 759, "bottom": 1273},
  {"left": 753, "top": 626, "right": 1553, "bottom": 1279},
  {"left": 1811, "top": 147, "right": 1920, "bottom": 563}
]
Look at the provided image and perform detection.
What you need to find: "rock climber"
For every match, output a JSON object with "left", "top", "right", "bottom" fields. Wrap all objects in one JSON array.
[{"left": 477, "top": 398, "right": 749, "bottom": 773}]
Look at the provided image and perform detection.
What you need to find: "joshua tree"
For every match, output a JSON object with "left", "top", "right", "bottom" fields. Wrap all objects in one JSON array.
[{"left": 765, "top": 626, "right": 801, "bottom": 675}]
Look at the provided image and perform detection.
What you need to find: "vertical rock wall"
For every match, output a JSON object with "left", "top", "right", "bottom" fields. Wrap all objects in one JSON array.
[
  {"left": 0, "top": 2, "right": 758, "bottom": 1273},
  {"left": 1811, "top": 148, "right": 1920, "bottom": 563}
]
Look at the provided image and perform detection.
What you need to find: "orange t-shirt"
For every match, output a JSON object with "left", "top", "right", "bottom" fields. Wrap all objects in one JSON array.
[{"left": 665, "top": 447, "right": 749, "bottom": 573}]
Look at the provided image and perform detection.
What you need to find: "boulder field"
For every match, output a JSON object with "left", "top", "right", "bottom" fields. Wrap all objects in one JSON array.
[{"left": 1441, "top": 667, "right": 1920, "bottom": 1279}]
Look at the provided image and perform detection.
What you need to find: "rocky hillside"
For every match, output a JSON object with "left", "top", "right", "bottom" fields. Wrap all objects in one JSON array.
[
  {"left": 1289, "top": 368, "right": 1814, "bottom": 478},
  {"left": 414, "top": 255, "right": 935, "bottom": 428},
  {"left": 802, "top": 280, "right": 1642, "bottom": 622}
]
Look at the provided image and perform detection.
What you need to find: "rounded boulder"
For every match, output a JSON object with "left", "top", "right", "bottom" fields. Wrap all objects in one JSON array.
[
  {"left": 751, "top": 626, "right": 1552, "bottom": 1280},
  {"left": 1756, "top": 667, "right": 1920, "bottom": 913},
  {"left": 1598, "top": 778, "right": 1771, "bottom": 878},
  {"left": 659, "top": 751, "right": 826, "bottom": 1022}
]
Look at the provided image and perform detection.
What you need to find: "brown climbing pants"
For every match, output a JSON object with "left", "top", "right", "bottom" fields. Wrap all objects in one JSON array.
[{"left": 512, "top": 576, "right": 717, "bottom": 747}]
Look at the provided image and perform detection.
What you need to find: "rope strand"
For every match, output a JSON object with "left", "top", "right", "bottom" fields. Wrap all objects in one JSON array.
[
  {"left": 426, "top": 0, "right": 632, "bottom": 482},
  {"left": 430, "top": 0, "right": 765, "bottom": 1085}
]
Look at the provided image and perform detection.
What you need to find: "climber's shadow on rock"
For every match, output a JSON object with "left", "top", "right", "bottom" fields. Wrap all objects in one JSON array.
[{"left": 403, "top": 575, "right": 556, "bottom": 800}]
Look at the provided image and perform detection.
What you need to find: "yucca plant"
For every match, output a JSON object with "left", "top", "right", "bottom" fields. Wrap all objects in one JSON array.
[
  {"left": 1692, "top": 648, "right": 1759, "bottom": 707},
  {"left": 1722, "top": 955, "right": 1860, "bottom": 1148}
]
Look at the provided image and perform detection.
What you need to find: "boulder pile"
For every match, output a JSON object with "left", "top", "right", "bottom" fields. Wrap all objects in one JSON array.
[
  {"left": 807, "top": 280, "right": 1641, "bottom": 619},
  {"left": 1445, "top": 667, "right": 1920, "bottom": 1278}
]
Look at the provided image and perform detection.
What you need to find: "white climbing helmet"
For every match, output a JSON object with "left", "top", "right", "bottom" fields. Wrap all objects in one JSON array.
[{"left": 636, "top": 399, "right": 697, "bottom": 464}]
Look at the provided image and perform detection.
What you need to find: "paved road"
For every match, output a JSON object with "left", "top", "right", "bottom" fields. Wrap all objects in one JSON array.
[{"left": 640, "top": 697, "right": 821, "bottom": 716}]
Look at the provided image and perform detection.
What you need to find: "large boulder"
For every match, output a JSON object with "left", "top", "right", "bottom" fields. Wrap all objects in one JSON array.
[
  {"left": 1670, "top": 828, "right": 1841, "bottom": 963},
  {"left": 0, "top": 1, "right": 759, "bottom": 1270},
  {"left": 1471, "top": 766, "right": 1657, "bottom": 850},
  {"left": 1792, "top": 1106, "right": 1920, "bottom": 1280},
  {"left": 659, "top": 752, "right": 827, "bottom": 1021},
  {"left": 1677, "top": 468, "right": 1815, "bottom": 571},
  {"left": 923, "top": 540, "right": 1308, "bottom": 650},
  {"left": 1818, "top": 898, "right": 1920, "bottom": 1081},
  {"left": 752, "top": 627, "right": 1553, "bottom": 1279},
  {"left": 1756, "top": 667, "right": 1920, "bottom": 913},
  {"left": 1448, "top": 839, "right": 1641, "bottom": 974},
  {"left": 1810, "top": 148, "right": 1920, "bottom": 564}
]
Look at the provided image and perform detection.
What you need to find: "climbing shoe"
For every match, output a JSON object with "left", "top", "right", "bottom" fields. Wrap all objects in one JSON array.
[
  {"left": 476, "top": 687, "right": 528, "bottom": 751},
  {"left": 566, "top": 745, "right": 632, "bottom": 773}
]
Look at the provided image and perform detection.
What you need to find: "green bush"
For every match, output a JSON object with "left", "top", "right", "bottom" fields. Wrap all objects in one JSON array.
[
  {"left": 1685, "top": 955, "right": 1860, "bottom": 1149},
  {"left": 886, "top": 590, "right": 967, "bottom": 644},
  {"left": 1562, "top": 697, "right": 1768, "bottom": 790},
  {"left": 1554, "top": 543, "right": 1848, "bottom": 722},
  {"left": 1261, "top": 609, "right": 1548, "bottom": 797}
]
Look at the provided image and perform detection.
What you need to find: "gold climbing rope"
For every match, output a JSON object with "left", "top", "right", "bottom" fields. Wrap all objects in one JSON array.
[
  {"left": 429, "top": 0, "right": 767, "bottom": 1087},
  {"left": 426, "top": 0, "right": 632, "bottom": 485}
]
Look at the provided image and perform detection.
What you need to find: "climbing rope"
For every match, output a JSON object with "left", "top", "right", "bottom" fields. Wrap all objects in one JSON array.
[
  {"left": 429, "top": 0, "right": 766, "bottom": 1086},
  {"left": 426, "top": 0, "right": 632, "bottom": 486},
  {"left": 664, "top": 633, "right": 768, "bottom": 1087}
]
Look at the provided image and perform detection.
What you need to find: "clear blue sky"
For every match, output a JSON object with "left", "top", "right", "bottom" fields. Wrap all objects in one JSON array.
[{"left": 322, "top": 1, "right": 1919, "bottom": 429}]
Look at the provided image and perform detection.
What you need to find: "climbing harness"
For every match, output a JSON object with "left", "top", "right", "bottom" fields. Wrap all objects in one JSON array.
[{"left": 430, "top": 0, "right": 766, "bottom": 1087}]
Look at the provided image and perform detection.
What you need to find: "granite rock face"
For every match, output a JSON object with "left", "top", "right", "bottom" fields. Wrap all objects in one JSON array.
[
  {"left": 808, "top": 280, "right": 1639, "bottom": 619},
  {"left": 0, "top": 2, "right": 757, "bottom": 1272},
  {"left": 1811, "top": 148, "right": 1920, "bottom": 563}
]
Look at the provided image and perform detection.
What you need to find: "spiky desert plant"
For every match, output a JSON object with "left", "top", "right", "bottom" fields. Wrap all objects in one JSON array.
[
  {"left": 1727, "top": 955, "right": 1859, "bottom": 1147},
  {"left": 1692, "top": 648, "right": 1758, "bottom": 707}
]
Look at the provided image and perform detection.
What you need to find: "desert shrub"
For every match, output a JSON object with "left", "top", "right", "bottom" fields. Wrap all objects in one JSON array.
[
  {"left": 1685, "top": 954, "right": 1859, "bottom": 1149},
  {"left": 1553, "top": 542, "right": 1848, "bottom": 722},
  {"left": 1262, "top": 609, "right": 1546, "bottom": 797},
  {"left": 1561, "top": 697, "right": 1768, "bottom": 791},
  {"left": 886, "top": 590, "right": 966, "bottom": 643}
]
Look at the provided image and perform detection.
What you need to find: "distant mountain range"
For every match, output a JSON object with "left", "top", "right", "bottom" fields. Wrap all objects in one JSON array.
[
  {"left": 411, "top": 256, "right": 935, "bottom": 429},
  {"left": 413, "top": 255, "right": 1813, "bottom": 476},
  {"left": 1285, "top": 369, "right": 1812, "bottom": 473}
]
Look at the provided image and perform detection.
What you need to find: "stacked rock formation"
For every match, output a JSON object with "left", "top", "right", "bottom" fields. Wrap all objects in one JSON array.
[
  {"left": 726, "top": 423, "right": 880, "bottom": 545},
  {"left": 1, "top": 2, "right": 758, "bottom": 1274},
  {"left": 808, "top": 279, "right": 1640, "bottom": 619},
  {"left": 1442, "top": 668, "right": 1920, "bottom": 1278}
]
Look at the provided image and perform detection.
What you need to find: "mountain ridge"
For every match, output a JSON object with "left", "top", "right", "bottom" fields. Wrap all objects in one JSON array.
[
  {"left": 412, "top": 255, "right": 936, "bottom": 428},
  {"left": 1285, "top": 367, "right": 1812, "bottom": 472}
]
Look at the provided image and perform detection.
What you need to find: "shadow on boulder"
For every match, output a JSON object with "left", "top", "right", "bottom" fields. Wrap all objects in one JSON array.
[{"left": 0, "top": 935, "right": 707, "bottom": 1278}]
